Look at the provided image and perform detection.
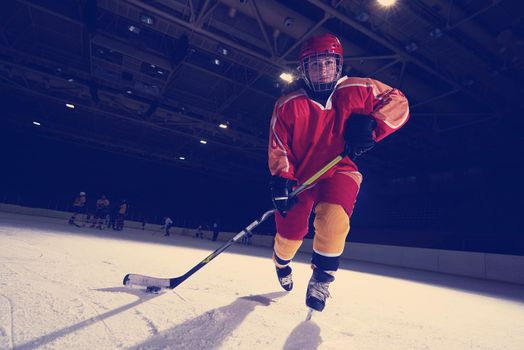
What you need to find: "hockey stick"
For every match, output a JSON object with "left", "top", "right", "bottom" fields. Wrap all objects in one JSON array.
[{"left": 123, "top": 149, "right": 350, "bottom": 291}]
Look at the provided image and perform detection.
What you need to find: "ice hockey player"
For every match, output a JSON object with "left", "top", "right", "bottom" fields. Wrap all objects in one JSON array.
[
  {"left": 211, "top": 221, "right": 220, "bottom": 242},
  {"left": 194, "top": 224, "right": 204, "bottom": 239},
  {"left": 268, "top": 33, "right": 409, "bottom": 312},
  {"left": 91, "top": 194, "right": 110, "bottom": 229},
  {"left": 115, "top": 200, "right": 128, "bottom": 231},
  {"left": 163, "top": 216, "right": 174, "bottom": 237},
  {"left": 68, "top": 192, "right": 86, "bottom": 226}
]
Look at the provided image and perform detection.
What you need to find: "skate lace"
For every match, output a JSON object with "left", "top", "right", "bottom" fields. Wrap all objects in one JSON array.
[
  {"left": 309, "top": 281, "right": 331, "bottom": 300},
  {"left": 280, "top": 274, "right": 293, "bottom": 286}
]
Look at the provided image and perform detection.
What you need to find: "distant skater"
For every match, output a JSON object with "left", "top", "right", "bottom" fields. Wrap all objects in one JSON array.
[
  {"left": 68, "top": 192, "right": 86, "bottom": 227},
  {"left": 212, "top": 222, "right": 220, "bottom": 241},
  {"left": 115, "top": 200, "right": 128, "bottom": 231},
  {"left": 91, "top": 194, "right": 109, "bottom": 230},
  {"left": 164, "top": 217, "right": 174, "bottom": 237}
]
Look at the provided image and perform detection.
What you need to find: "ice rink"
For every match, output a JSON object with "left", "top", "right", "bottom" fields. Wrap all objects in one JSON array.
[{"left": 1, "top": 212, "right": 523, "bottom": 350}]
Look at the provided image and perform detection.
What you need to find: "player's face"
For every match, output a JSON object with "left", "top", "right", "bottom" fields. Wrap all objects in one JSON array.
[{"left": 307, "top": 56, "right": 337, "bottom": 83}]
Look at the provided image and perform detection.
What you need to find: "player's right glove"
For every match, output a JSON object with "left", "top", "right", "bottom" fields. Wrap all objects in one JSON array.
[{"left": 270, "top": 176, "right": 298, "bottom": 218}]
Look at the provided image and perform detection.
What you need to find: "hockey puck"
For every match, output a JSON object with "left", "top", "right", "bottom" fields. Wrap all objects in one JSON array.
[{"left": 146, "top": 286, "right": 162, "bottom": 294}]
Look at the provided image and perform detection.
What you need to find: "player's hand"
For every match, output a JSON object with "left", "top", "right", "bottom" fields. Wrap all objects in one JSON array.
[
  {"left": 270, "top": 176, "right": 298, "bottom": 217},
  {"left": 344, "top": 114, "right": 376, "bottom": 160}
]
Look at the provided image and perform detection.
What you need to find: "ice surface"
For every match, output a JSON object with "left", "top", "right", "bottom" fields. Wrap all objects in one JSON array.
[{"left": 1, "top": 212, "right": 524, "bottom": 350}]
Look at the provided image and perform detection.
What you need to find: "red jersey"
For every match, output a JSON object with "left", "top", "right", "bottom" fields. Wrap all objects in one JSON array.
[{"left": 268, "top": 76, "right": 409, "bottom": 184}]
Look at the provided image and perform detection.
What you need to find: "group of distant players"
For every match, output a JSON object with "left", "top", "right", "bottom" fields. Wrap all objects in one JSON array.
[{"left": 68, "top": 192, "right": 129, "bottom": 231}]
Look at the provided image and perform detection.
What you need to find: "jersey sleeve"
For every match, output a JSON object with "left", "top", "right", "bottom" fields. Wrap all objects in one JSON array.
[
  {"left": 367, "top": 78, "right": 410, "bottom": 142},
  {"left": 268, "top": 99, "right": 297, "bottom": 180}
]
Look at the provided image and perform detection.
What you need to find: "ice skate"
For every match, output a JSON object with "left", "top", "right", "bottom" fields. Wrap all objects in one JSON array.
[
  {"left": 276, "top": 265, "right": 293, "bottom": 291},
  {"left": 305, "top": 268, "right": 334, "bottom": 312}
]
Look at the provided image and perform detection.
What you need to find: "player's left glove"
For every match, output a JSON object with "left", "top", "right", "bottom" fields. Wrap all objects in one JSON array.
[{"left": 344, "top": 114, "right": 376, "bottom": 159}]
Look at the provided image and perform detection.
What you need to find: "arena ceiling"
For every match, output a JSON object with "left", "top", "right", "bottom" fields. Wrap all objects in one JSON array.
[{"left": 1, "top": 0, "right": 522, "bottom": 182}]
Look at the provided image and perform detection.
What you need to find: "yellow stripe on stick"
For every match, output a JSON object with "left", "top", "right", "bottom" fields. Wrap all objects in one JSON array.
[{"left": 303, "top": 155, "right": 344, "bottom": 186}]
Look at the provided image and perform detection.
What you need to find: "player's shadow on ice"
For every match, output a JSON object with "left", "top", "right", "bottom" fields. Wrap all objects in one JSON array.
[
  {"left": 283, "top": 320, "right": 322, "bottom": 350},
  {"left": 129, "top": 291, "right": 289, "bottom": 350},
  {"left": 14, "top": 287, "right": 161, "bottom": 350}
]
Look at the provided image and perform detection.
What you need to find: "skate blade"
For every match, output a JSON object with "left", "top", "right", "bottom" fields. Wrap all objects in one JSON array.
[{"left": 305, "top": 308, "right": 316, "bottom": 321}]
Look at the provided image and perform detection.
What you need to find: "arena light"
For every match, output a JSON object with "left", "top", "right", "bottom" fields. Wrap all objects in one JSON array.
[
  {"left": 128, "top": 25, "right": 141, "bottom": 34},
  {"left": 279, "top": 72, "right": 294, "bottom": 83},
  {"left": 66, "top": 103, "right": 75, "bottom": 109},
  {"left": 200, "top": 139, "right": 207, "bottom": 144},
  {"left": 405, "top": 41, "right": 419, "bottom": 53},
  {"left": 217, "top": 45, "right": 229, "bottom": 56},
  {"left": 32, "top": 121, "right": 41, "bottom": 126},
  {"left": 178, "top": 156, "right": 186, "bottom": 160},
  {"left": 377, "top": 0, "right": 397, "bottom": 7},
  {"left": 218, "top": 122, "right": 229, "bottom": 129},
  {"left": 355, "top": 10, "right": 370, "bottom": 22},
  {"left": 140, "top": 14, "right": 154, "bottom": 25},
  {"left": 429, "top": 27, "right": 443, "bottom": 39}
]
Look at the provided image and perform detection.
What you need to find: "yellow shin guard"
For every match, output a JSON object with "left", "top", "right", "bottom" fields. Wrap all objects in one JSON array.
[{"left": 273, "top": 233, "right": 303, "bottom": 268}]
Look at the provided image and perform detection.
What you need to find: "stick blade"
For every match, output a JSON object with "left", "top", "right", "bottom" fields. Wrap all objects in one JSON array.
[{"left": 123, "top": 274, "right": 172, "bottom": 289}]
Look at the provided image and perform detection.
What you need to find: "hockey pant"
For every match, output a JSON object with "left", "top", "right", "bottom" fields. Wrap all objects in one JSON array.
[{"left": 272, "top": 172, "right": 360, "bottom": 273}]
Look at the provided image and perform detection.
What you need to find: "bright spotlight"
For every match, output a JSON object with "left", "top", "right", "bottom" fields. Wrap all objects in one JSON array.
[
  {"left": 279, "top": 72, "right": 294, "bottom": 83},
  {"left": 200, "top": 139, "right": 207, "bottom": 144},
  {"left": 32, "top": 121, "right": 41, "bottom": 126},
  {"left": 218, "top": 123, "right": 228, "bottom": 129},
  {"left": 377, "top": 0, "right": 397, "bottom": 7},
  {"left": 179, "top": 156, "right": 186, "bottom": 160},
  {"left": 66, "top": 103, "right": 75, "bottom": 109}
]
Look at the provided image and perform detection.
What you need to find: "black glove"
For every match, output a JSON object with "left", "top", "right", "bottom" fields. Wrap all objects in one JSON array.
[
  {"left": 344, "top": 114, "right": 376, "bottom": 159},
  {"left": 270, "top": 176, "right": 298, "bottom": 217}
]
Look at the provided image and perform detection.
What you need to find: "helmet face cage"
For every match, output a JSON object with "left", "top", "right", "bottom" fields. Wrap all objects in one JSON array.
[{"left": 300, "top": 51, "right": 342, "bottom": 94}]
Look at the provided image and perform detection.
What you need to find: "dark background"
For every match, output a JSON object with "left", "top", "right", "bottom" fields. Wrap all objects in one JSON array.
[
  {"left": 1, "top": 125, "right": 522, "bottom": 255},
  {"left": 0, "top": 0, "right": 523, "bottom": 255}
]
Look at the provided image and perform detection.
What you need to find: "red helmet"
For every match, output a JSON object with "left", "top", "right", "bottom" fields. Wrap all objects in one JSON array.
[
  {"left": 299, "top": 33, "right": 343, "bottom": 62},
  {"left": 299, "top": 33, "right": 344, "bottom": 94}
]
